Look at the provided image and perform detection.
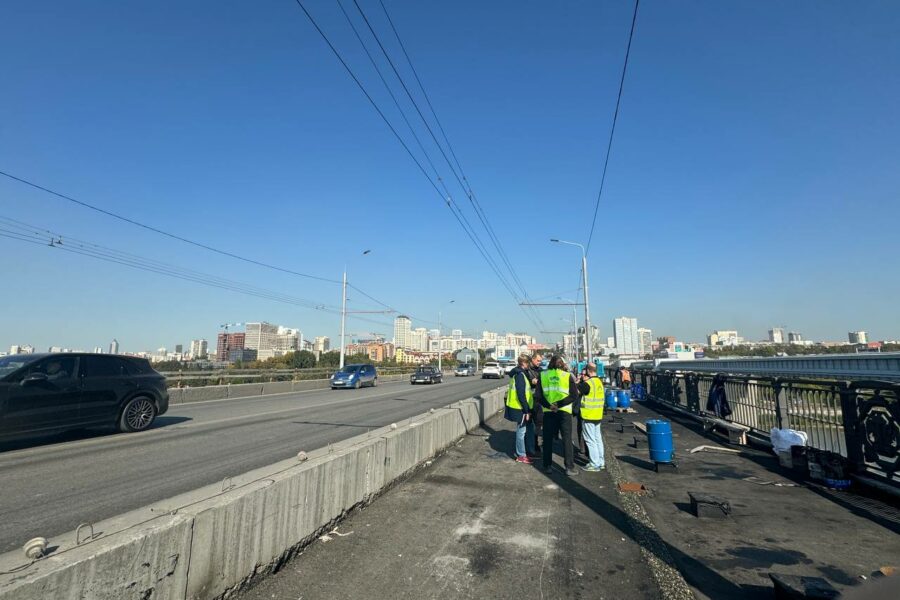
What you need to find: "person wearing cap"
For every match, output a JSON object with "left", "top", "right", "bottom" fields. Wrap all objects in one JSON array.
[
  {"left": 526, "top": 353, "right": 544, "bottom": 454},
  {"left": 576, "top": 362, "right": 606, "bottom": 471},
  {"left": 504, "top": 354, "right": 536, "bottom": 464}
]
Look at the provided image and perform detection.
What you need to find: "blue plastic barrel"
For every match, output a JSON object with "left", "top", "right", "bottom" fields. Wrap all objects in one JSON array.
[
  {"left": 647, "top": 419, "right": 674, "bottom": 463},
  {"left": 616, "top": 390, "right": 631, "bottom": 409},
  {"left": 631, "top": 383, "right": 644, "bottom": 400},
  {"left": 605, "top": 389, "right": 618, "bottom": 409}
]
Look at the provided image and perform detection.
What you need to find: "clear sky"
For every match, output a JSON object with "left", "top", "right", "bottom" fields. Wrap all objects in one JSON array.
[{"left": 2, "top": 0, "right": 898, "bottom": 353}]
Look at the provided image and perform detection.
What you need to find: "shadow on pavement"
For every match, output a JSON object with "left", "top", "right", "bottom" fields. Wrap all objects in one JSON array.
[
  {"left": 480, "top": 419, "right": 754, "bottom": 600},
  {"left": 646, "top": 400, "right": 900, "bottom": 536},
  {"left": 0, "top": 415, "right": 193, "bottom": 453}
]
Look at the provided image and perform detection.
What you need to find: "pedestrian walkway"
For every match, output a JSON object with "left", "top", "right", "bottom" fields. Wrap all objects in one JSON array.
[
  {"left": 237, "top": 399, "right": 900, "bottom": 600},
  {"left": 604, "top": 400, "right": 900, "bottom": 600},
  {"left": 239, "top": 414, "right": 664, "bottom": 600}
]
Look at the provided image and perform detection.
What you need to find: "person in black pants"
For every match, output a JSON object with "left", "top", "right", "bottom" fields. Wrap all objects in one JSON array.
[
  {"left": 526, "top": 353, "right": 544, "bottom": 454},
  {"left": 535, "top": 355, "right": 581, "bottom": 476}
]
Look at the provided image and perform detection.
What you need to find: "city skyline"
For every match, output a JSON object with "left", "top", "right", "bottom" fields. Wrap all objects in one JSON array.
[
  {"left": 2, "top": 2, "right": 898, "bottom": 356},
  {"left": 6, "top": 317, "right": 898, "bottom": 360}
]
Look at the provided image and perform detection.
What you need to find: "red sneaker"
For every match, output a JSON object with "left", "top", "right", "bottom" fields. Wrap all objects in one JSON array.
[{"left": 515, "top": 456, "right": 534, "bottom": 464}]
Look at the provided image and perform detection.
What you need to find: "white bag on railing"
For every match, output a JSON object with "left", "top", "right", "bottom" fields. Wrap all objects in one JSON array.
[{"left": 770, "top": 428, "right": 808, "bottom": 454}]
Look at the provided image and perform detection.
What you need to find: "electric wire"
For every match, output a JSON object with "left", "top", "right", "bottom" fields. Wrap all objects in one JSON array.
[
  {"left": 584, "top": 0, "right": 640, "bottom": 255},
  {"left": 0, "top": 219, "right": 345, "bottom": 313},
  {"left": 0, "top": 170, "right": 341, "bottom": 284},
  {"left": 371, "top": 0, "right": 545, "bottom": 331},
  {"left": 335, "top": 0, "right": 452, "bottom": 199},
  {"left": 292, "top": 0, "right": 542, "bottom": 333}
]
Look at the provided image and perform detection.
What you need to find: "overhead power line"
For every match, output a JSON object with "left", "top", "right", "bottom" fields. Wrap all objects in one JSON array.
[
  {"left": 0, "top": 217, "right": 345, "bottom": 313},
  {"left": 291, "top": 0, "right": 543, "bottom": 333},
  {"left": 373, "top": 0, "right": 545, "bottom": 332},
  {"left": 0, "top": 170, "right": 433, "bottom": 320},
  {"left": 584, "top": 0, "right": 641, "bottom": 255},
  {"left": 0, "top": 170, "right": 341, "bottom": 284}
]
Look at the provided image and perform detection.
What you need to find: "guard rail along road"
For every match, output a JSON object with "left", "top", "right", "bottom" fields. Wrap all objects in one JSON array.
[
  {"left": 630, "top": 365, "right": 900, "bottom": 492},
  {"left": 0, "top": 386, "right": 507, "bottom": 600}
]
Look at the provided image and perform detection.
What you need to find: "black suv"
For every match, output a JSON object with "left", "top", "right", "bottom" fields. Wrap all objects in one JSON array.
[
  {"left": 410, "top": 365, "right": 443, "bottom": 385},
  {"left": 0, "top": 353, "right": 169, "bottom": 441}
]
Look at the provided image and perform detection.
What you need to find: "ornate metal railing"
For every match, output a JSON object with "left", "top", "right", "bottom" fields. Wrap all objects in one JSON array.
[{"left": 631, "top": 368, "right": 899, "bottom": 487}]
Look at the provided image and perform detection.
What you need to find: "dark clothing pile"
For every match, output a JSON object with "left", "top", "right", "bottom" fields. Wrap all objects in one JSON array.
[{"left": 706, "top": 374, "right": 732, "bottom": 418}]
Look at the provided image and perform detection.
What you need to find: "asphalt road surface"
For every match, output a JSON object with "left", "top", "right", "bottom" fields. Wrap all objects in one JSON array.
[{"left": 0, "top": 375, "right": 505, "bottom": 553}]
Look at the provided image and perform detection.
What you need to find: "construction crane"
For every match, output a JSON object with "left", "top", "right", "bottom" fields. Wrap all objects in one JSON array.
[{"left": 219, "top": 322, "right": 244, "bottom": 361}]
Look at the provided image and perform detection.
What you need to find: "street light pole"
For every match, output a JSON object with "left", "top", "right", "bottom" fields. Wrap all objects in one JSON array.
[
  {"left": 551, "top": 239, "right": 593, "bottom": 362},
  {"left": 339, "top": 268, "right": 347, "bottom": 369},
  {"left": 438, "top": 300, "right": 455, "bottom": 372},
  {"left": 339, "top": 250, "right": 371, "bottom": 370}
]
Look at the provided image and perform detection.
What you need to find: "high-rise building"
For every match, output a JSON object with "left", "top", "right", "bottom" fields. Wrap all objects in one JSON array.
[
  {"left": 769, "top": 328, "right": 785, "bottom": 344},
  {"left": 8, "top": 345, "right": 21, "bottom": 356},
  {"left": 216, "top": 332, "right": 245, "bottom": 361},
  {"left": 190, "top": 339, "right": 209, "bottom": 359},
  {"left": 788, "top": 332, "right": 803, "bottom": 343},
  {"left": 707, "top": 330, "right": 741, "bottom": 347},
  {"left": 637, "top": 327, "right": 653, "bottom": 356},
  {"left": 244, "top": 322, "right": 279, "bottom": 360},
  {"left": 451, "top": 329, "right": 463, "bottom": 340},
  {"left": 175, "top": 344, "right": 183, "bottom": 355},
  {"left": 109, "top": 339, "right": 119, "bottom": 354},
  {"left": 409, "top": 327, "right": 429, "bottom": 352},
  {"left": 313, "top": 336, "right": 330, "bottom": 353},
  {"left": 613, "top": 317, "right": 640, "bottom": 355},
  {"left": 273, "top": 327, "right": 302, "bottom": 356},
  {"left": 393, "top": 315, "right": 412, "bottom": 349},
  {"left": 849, "top": 331, "right": 868, "bottom": 344},
  {"left": 93, "top": 346, "right": 103, "bottom": 354}
]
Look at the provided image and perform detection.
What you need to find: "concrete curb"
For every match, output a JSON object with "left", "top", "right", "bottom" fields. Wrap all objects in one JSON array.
[{"left": 0, "top": 386, "right": 506, "bottom": 600}]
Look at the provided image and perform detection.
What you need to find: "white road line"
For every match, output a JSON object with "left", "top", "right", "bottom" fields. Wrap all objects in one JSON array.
[{"left": 0, "top": 379, "right": 501, "bottom": 461}]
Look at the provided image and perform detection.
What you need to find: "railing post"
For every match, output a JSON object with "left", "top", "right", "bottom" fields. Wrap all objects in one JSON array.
[
  {"left": 774, "top": 378, "right": 788, "bottom": 431},
  {"left": 838, "top": 381, "right": 864, "bottom": 474}
]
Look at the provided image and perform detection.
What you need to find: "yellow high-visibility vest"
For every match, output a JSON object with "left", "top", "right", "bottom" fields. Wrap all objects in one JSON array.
[
  {"left": 506, "top": 373, "right": 534, "bottom": 410},
  {"left": 580, "top": 376, "right": 605, "bottom": 420},
  {"left": 540, "top": 369, "right": 572, "bottom": 414}
]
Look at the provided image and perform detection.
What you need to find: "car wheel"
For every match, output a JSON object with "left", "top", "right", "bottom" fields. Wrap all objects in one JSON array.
[
  {"left": 372, "top": 378, "right": 378, "bottom": 387},
  {"left": 119, "top": 396, "right": 157, "bottom": 433},
  {"left": 354, "top": 380, "right": 361, "bottom": 389}
]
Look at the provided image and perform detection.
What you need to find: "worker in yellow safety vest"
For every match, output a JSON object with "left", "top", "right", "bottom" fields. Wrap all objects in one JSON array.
[
  {"left": 535, "top": 355, "right": 579, "bottom": 476},
  {"left": 576, "top": 362, "right": 606, "bottom": 471},
  {"left": 504, "top": 354, "right": 536, "bottom": 463}
]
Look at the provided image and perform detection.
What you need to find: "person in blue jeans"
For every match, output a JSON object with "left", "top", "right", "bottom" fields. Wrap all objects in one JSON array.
[
  {"left": 576, "top": 362, "right": 606, "bottom": 471},
  {"left": 504, "top": 355, "right": 536, "bottom": 464}
]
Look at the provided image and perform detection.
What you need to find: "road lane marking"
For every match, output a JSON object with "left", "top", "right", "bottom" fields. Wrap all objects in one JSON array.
[{"left": 0, "top": 379, "right": 504, "bottom": 461}]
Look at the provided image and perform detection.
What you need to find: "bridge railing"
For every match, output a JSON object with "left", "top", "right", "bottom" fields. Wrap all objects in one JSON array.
[{"left": 632, "top": 368, "right": 899, "bottom": 488}]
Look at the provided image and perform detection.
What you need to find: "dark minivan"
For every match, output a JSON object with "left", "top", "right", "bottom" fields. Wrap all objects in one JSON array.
[{"left": 0, "top": 353, "right": 169, "bottom": 441}]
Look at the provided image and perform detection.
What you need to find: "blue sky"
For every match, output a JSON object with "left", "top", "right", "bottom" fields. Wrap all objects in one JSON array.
[{"left": 2, "top": 0, "right": 898, "bottom": 353}]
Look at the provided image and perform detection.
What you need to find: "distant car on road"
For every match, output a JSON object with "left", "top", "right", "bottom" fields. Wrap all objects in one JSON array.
[
  {"left": 481, "top": 362, "right": 503, "bottom": 379},
  {"left": 331, "top": 364, "right": 378, "bottom": 389},
  {"left": 455, "top": 364, "right": 475, "bottom": 377},
  {"left": 410, "top": 365, "right": 443, "bottom": 385},
  {"left": 0, "top": 353, "right": 169, "bottom": 441},
  {"left": 500, "top": 361, "right": 516, "bottom": 376}
]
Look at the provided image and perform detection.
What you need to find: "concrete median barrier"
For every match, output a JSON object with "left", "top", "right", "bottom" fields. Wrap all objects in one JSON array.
[{"left": 0, "top": 386, "right": 505, "bottom": 600}]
